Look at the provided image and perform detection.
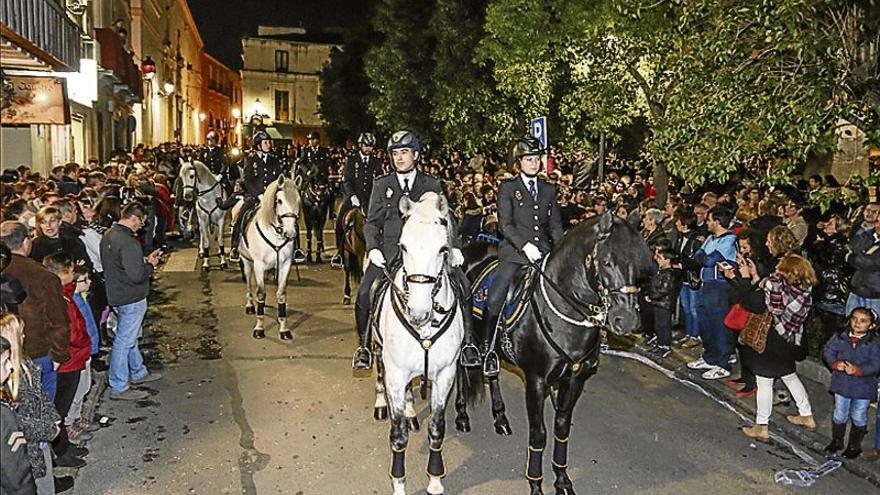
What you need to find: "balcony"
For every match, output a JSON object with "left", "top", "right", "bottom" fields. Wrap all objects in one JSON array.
[
  {"left": 0, "top": 0, "right": 82, "bottom": 71},
  {"left": 94, "top": 28, "right": 142, "bottom": 100}
]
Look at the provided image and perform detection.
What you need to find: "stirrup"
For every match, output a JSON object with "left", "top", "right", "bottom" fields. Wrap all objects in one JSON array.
[
  {"left": 482, "top": 351, "right": 500, "bottom": 377},
  {"left": 229, "top": 249, "right": 240, "bottom": 262},
  {"left": 330, "top": 253, "right": 343, "bottom": 268},
  {"left": 293, "top": 248, "right": 307, "bottom": 264},
  {"left": 459, "top": 343, "right": 481, "bottom": 368},
  {"left": 352, "top": 346, "right": 373, "bottom": 370}
]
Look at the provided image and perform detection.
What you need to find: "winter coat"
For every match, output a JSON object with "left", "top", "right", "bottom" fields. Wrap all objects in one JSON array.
[
  {"left": 4, "top": 255, "right": 70, "bottom": 362},
  {"left": 58, "top": 283, "right": 92, "bottom": 373},
  {"left": 9, "top": 360, "right": 61, "bottom": 479},
  {"left": 807, "top": 232, "right": 851, "bottom": 311},
  {"left": 101, "top": 223, "right": 154, "bottom": 306},
  {"left": 73, "top": 291, "right": 100, "bottom": 355},
  {"left": 823, "top": 332, "right": 880, "bottom": 400},
  {"left": 848, "top": 230, "right": 880, "bottom": 299},
  {"left": 648, "top": 267, "right": 681, "bottom": 311},
  {"left": 29, "top": 222, "right": 93, "bottom": 272},
  {"left": 0, "top": 401, "right": 36, "bottom": 494}
]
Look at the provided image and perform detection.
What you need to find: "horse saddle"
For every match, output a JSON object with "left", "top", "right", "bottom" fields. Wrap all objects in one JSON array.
[
  {"left": 470, "top": 259, "right": 536, "bottom": 330},
  {"left": 368, "top": 256, "right": 403, "bottom": 343},
  {"left": 238, "top": 200, "right": 261, "bottom": 247}
]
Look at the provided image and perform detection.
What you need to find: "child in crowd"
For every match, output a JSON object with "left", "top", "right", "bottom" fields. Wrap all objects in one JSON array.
[
  {"left": 646, "top": 247, "right": 680, "bottom": 359},
  {"left": 823, "top": 306, "right": 880, "bottom": 458},
  {"left": 65, "top": 265, "right": 100, "bottom": 441}
]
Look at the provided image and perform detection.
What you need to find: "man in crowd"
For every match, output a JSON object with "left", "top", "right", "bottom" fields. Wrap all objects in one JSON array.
[
  {"left": 783, "top": 197, "right": 808, "bottom": 247},
  {"left": 101, "top": 202, "right": 163, "bottom": 401},
  {"left": 331, "top": 133, "right": 382, "bottom": 267},
  {"left": 846, "top": 219, "right": 880, "bottom": 316}
]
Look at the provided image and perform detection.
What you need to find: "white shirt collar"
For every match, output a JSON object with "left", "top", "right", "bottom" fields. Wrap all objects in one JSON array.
[
  {"left": 520, "top": 172, "right": 537, "bottom": 190},
  {"left": 360, "top": 153, "right": 369, "bottom": 162},
  {"left": 397, "top": 168, "right": 417, "bottom": 190}
]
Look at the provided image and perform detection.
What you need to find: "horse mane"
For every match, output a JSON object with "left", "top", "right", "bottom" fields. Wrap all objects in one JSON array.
[{"left": 257, "top": 179, "right": 282, "bottom": 226}]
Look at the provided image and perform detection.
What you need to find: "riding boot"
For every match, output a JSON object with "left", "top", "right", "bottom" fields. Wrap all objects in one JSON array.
[
  {"left": 481, "top": 311, "right": 501, "bottom": 377},
  {"left": 216, "top": 194, "right": 240, "bottom": 211},
  {"left": 332, "top": 205, "right": 346, "bottom": 267},
  {"left": 842, "top": 424, "right": 868, "bottom": 459},
  {"left": 452, "top": 269, "right": 481, "bottom": 368},
  {"left": 229, "top": 218, "right": 242, "bottom": 262},
  {"left": 824, "top": 421, "right": 847, "bottom": 454},
  {"left": 352, "top": 302, "right": 373, "bottom": 371}
]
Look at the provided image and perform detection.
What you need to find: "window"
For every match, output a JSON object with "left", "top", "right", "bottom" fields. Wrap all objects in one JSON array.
[
  {"left": 275, "top": 50, "right": 289, "bottom": 72},
  {"left": 275, "top": 90, "right": 290, "bottom": 121}
]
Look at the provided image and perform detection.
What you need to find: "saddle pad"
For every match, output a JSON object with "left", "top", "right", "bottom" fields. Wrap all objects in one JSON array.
[
  {"left": 239, "top": 202, "right": 261, "bottom": 248},
  {"left": 470, "top": 259, "right": 533, "bottom": 329}
]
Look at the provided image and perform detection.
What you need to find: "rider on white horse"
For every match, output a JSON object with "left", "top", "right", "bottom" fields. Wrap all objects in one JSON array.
[
  {"left": 223, "top": 131, "right": 285, "bottom": 262},
  {"left": 351, "top": 130, "right": 481, "bottom": 371}
]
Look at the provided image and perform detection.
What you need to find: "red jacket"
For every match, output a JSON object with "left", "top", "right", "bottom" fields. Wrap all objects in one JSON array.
[{"left": 58, "top": 283, "right": 92, "bottom": 373}]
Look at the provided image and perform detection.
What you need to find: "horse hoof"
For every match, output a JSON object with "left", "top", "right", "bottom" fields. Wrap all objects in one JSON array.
[
  {"left": 245, "top": 306, "right": 256, "bottom": 315},
  {"left": 529, "top": 482, "right": 544, "bottom": 495},
  {"left": 455, "top": 417, "right": 471, "bottom": 433},
  {"left": 374, "top": 406, "right": 388, "bottom": 421},
  {"left": 494, "top": 418, "right": 513, "bottom": 436},
  {"left": 279, "top": 330, "right": 293, "bottom": 341},
  {"left": 201, "top": 265, "right": 210, "bottom": 272},
  {"left": 220, "top": 262, "right": 228, "bottom": 270},
  {"left": 407, "top": 417, "right": 420, "bottom": 432},
  {"left": 554, "top": 486, "right": 575, "bottom": 495},
  {"left": 253, "top": 330, "right": 265, "bottom": 339},
  {"left": 342, "top": 295, "right": 351, "bottom": 305}
]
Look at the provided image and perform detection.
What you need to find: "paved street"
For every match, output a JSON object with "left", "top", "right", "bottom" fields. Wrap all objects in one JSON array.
[{"left": 72, "top": 239, "right": 876, "bottom": 495}]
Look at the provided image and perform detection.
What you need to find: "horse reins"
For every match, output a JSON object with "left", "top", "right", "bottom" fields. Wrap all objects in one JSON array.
[
  {"left": 252, "top": 202, "right": 299, "bottom": 282},
  {"left": 182, "top": 167, "right": 224, "bottom": 234}
]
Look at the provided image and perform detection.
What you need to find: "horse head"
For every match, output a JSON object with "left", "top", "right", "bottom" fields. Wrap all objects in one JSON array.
[
  {"left": 272, "top": 174, "right": 302, "bottom": 240},
  {"left": 585, "top": 212, "right": 654, "bottom": 334},
  {"left": 398, "top": 192, "right": 451, "bottom": 327},
  {"left": 179, "top": 160, "right": 197, "bottom": 202}
]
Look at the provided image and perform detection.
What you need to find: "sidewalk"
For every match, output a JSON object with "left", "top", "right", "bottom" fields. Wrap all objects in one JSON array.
[{"left": 611, "top": 333, "right": 880, "bottom": 488}]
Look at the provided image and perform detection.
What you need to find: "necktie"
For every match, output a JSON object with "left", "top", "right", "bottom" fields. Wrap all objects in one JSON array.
[
  {"left": 403, "top": 177, "right": 410, "bottom": 195},
  {"left": 529, "top": 180, "right": 537, "bottom": 201}
]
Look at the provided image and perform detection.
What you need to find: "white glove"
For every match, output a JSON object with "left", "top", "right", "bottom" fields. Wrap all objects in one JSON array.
[
  {"left": 522, "top": 242, "right": 542, "bottom": 263},
  {"left": 368, "top": 249, "right": 386, "bottom": 268},
  {"left": 350, "top": 196, "right": 361, "bottom": 208},
  {"left": 449, "top": 248, "right": 464, "bottom": 267}
]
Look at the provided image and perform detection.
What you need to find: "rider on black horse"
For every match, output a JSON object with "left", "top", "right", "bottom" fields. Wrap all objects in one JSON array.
[
  {"left": 351, "top": 130, "right": 481, "bottom": 371},
  {"left": 224, "top": 131, "right": 285, "bottom": 262},
  {"left": 330, "top": 133, "right": 383, "bottom": 267},
  {"left": 199, "top": 131, "right": 228, "bottom": 175},
  {"left": 481, "top": 135, "right": 564, "bottom": 376}
]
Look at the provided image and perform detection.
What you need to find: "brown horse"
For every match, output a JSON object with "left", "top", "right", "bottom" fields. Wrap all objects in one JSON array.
[{"left": 341, "top": 207, "right": 366, "bottom": 304}]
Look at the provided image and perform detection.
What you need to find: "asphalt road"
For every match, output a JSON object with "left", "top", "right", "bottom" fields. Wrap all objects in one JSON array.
[{"left": 71, "top": 241, "right": 876, "bottom": 495}]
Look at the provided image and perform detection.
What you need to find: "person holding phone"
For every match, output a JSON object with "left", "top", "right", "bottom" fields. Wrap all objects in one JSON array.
[{"left": 100, "top": 202, "right": 164, "bottom": 402}]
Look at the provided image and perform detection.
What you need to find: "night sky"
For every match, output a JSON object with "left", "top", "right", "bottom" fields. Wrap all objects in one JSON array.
[{"left": 187, "top": 0, "right": 370, "bottom": 70}]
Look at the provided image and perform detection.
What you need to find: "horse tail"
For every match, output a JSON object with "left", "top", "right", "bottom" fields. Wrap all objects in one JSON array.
[
  {"left": 457, "top": 361, "right": 484, "bottom": 407},
  {"left": 347, "top": 248, "right": 362, "bottom": 282}
]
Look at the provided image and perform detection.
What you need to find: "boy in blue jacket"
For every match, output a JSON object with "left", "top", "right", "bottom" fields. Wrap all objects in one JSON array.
[{"left": 823, "top": 307, "right": 880, "bottom": 458}]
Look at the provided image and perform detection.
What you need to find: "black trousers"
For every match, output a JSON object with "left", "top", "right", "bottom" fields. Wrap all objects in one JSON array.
[
  {"left": 355, "top": 263, "right": 384, "bottom": 340},
  {"left": 232, "top": 196, "right": 260, "bottom": 249},
  {"left": 653, "top": 306, "right": 673, "bottom": 346},
  {"left": 486, "top": 261, "right": 524, "bottom": 320},
  {"left": 335, "top": 199, "right": 354, "bottom": 256},
  {"left": 52, "top": 370, "right": 80, "bottom": 456}
]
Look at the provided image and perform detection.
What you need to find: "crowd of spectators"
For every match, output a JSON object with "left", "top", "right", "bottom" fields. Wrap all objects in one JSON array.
[{"left": 1, "top": 139, "right": 879, "bottom": 493}]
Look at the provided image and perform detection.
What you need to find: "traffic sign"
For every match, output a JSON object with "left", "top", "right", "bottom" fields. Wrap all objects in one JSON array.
[{"left": 530, "top": 116, "right": 547, "bottom": 150}]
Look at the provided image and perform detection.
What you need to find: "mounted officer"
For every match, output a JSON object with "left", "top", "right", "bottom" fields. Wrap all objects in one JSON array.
[
  {"left": 298, "top": 131, "right": 332, "bottom": 185},
  {"left": 351, "top": 130, "right": 481, "bottom": 371},
  {"left": 227, "top": 131, "right": 285, "bottom": 262},
  {"left": 199, "top": 131, "right": 228, "bottom": 175},
  {"left": 330, "top": 132, "right": 383, "bottom": 266},
  {"left": 481, "top": 135, "right": 564, "bottom": 376}
]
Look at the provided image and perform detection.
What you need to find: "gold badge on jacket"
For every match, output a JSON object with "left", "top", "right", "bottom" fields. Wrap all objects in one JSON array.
[
  {"left": 514, "top": 190, "right": 523, "bottom": 200},
  {"left": 385, "top": 187, "right": 394, "bottom": 199}
]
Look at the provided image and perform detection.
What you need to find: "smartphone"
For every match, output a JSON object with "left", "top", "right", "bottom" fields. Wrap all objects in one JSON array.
[{"left": 718, "top": 261, "right": 733, "bottom": 270}]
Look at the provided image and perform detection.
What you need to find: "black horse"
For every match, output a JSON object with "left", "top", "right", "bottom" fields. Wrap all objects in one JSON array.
[
  {"left": 301, "top": 178, "right": 333, "bottom": 263},
  {"left": 460, "top": 213, "right": 654, "bottom": 495}
]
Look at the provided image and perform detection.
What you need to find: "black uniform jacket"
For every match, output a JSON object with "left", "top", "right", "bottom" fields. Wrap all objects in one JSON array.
[
  {"left": 242, "top": 152, "right": 284, "bottom": 197},
  {"left": 342, "top": 152, "right": 383, "bottom": 208},
  {"left": 496, "top": 176, "right": 563, "bottom": 265},
  {"left": 199, "top": 146, "right": 227, "bottom": 174},
  {"left": 364, "top": 171, "right": 442, "bottom": 262}
]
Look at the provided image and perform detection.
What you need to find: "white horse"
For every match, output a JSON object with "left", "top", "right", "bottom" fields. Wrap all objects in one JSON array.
[
  {"left": 374, "top": 192, "right": 464, "bottom": 495},
  {"left": 179, "top": 160, "right": 228, "bottom": 271},
  {"left": 238, "top": 174, "right": 302, "bottom": 340}
]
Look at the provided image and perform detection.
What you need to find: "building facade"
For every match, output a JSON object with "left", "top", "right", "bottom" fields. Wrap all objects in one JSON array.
[
  {"left": 201, "top": 53, "right": 242, "bottom": 147},
  {"left": 240, "top": 26, "right": 340, "bottom": 144}
]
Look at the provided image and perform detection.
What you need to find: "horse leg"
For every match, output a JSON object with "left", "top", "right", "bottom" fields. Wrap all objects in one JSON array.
[
  {"left": 386, "top": 373, "right": 409, "bottom": 495},
  {"left": 217, "top": 213, "right": 228, "bottom": 269},
  {"left": 524, "top": 375, "right": 549, "bottom": 495},
  {"left": 343, "top": 265, "right": 352, "bottom": 305},
  {"left": 426, "top": 365, "right": 455, "bottom": 495},
  {"left": 253, "top": 264, "right": 267, "bottom": 339},
  {"left": 305, "top": 223, "right": 314, "bottom": 263},
  {"left": 199, "top": 213, "right": 211, "bottom": 271},
  {"left": 489, "top": 376, "right": 513, "bottom": 436},
  {"left": 551, "top": 374, "right": 588, "bottom": 495},
  {"left": 405, "top": 386, "right": 420, "bottom": 432},
  {"left": 315, "top": 218, "right": 325, "bottom": 264},
  {"left": 242, "top": 258, "right": 256, "bottom": 315},
  {"left": 276, "top": 260, "right": 293, "bottom": 341},
  {"left": 454, "top": 364, "right": 471, "bottom": 433},
  {"left": 374, "top": 348, "right": 388, "bottom": 421}
]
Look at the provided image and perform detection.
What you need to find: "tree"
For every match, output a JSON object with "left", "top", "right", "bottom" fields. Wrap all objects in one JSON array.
[
  {"left": 429, "top": 0, "right": 518, "bottom": 153},
  {"left": 319, "top": 25, "right": 379, "bottom": 144},
  {"left": 364, "top": 0, "right": 438, "bottom": 140}
]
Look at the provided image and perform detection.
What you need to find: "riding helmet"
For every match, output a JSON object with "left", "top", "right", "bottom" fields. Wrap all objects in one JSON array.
[
  {"left": 206, "top": 130, "right": 218, "bottom": 141},
  {"left": 387, "top": 130, "right": 420, "bottom": 153},
  {"left": 511, "top": 135, "right": 544, "bottom": 161},
  {"left": 357, "top": 132, "right": 376, "bottom": 147},
  {"left": 307, "top": 131, "right": 320, "bottom": 140},
  {"left": 252, "top": 131, "right": 270, "bottom": 149}
]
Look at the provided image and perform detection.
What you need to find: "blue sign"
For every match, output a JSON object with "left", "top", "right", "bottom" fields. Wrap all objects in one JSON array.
[{"left": 530, "top": 116, "right": 547, "bottom": 149}]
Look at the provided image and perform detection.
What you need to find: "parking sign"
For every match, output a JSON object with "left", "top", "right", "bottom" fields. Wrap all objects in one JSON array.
[{"left": 531, "top": 116, "right": 547, "bottom": 150}]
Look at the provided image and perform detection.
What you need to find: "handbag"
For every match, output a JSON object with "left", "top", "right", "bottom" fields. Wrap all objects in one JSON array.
[
  {"left": 723, "top": 303, "right": 749, "bottom": 330},
  {"left": 738, "top": 312, "right": 772, "bottom": 353}
]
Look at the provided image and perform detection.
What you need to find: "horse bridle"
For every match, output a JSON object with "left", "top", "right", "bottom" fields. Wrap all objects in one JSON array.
[{"left": 181, "top": 167, "right": 221, "bottom": 198}]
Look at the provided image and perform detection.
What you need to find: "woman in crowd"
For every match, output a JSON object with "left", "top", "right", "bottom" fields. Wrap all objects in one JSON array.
[
  {"left": 1, "top": 313, "right": 75, "bottom": 494},
  {"left": 741, "top": 254, "right": 818, "bottom": 442},
  {"left": 806, "top": 214, "right": 852, "bottom": 356},
  {"left": 28, "top": 206, "right": 91, "bottom": 268}
]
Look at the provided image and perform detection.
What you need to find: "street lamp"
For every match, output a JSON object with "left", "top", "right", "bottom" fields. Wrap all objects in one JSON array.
[
  {"left": 199, "top": 112, "right": 206, "bottom": 122},
  {"left": 162, "top": 81, "right": 175, "bottom": 94},
  {"left": 231, "top": 107, "right": 241, "bottom": 119}
]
